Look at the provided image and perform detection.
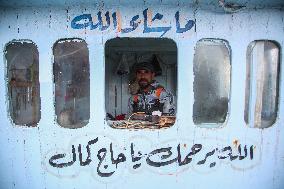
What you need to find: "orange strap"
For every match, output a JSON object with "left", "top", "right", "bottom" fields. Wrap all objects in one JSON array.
[{"left": 155, "top": 87, "right": 164, "bottom": 98}]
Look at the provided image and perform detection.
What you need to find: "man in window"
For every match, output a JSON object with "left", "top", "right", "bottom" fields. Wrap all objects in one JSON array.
[{"left": 128, "top": 61, "right": 175, "bottom": 121}]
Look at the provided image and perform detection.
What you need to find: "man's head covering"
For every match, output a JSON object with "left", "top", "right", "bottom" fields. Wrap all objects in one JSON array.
[{"left": 134, "top": 61, "right": 155, "bottom": 73}]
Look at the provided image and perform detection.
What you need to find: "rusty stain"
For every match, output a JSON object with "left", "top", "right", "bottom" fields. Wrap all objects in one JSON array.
[
  {"left": 116, "top": 11, "right": 122, "bottom": 32},
  {"left": 148, "top": 9, "right": 152, "bottom": 26},
  {"left": 233, "top": 139, "right": 239, "bottom": 147},
  {"left": 102, "top": 13, "right": 106, "bottom": 25},
  {"left": 0, "top": 3, "right": 283, "bottom": 188},
  {"left": 92, "top": 15, "right": 97, "bottom": 25}
]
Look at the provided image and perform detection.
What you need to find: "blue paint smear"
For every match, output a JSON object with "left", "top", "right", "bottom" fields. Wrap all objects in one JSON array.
[
  {"left": 71, "top": 9, "right": 196, "bottom": 36},
  {"left": 175, "top": 11, "right": 195, "bottom": 33},
  {"left": 71, "top": 14, "right": 92, "bottom": 29},
  {"left": 143, "top": 8, "right": 171, "bottom": 37},
  {"left": 121, "top": 15, "right": 139, "bottom": 33}
]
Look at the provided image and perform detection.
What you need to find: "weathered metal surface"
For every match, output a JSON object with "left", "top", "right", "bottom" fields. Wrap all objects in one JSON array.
[
  {"left": 1, "top": 0, "right": 284, "bottom": 8},
  {"left": 0, "top": 1, "right": 283, "bottom": 189}
]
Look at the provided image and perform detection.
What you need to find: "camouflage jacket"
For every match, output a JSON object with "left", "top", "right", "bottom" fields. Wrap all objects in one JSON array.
[{"left": 128, "top": 81, "right": 175, "bottom": 116}]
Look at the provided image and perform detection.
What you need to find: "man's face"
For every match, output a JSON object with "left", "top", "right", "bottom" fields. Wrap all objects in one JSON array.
[{"left": 136, "top": 69, "right": 155, "bottom": 89}]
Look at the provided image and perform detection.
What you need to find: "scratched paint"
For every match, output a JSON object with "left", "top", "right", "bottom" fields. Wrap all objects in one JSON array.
[{"left": 0, "top": 2, "right": 283, "bottom": 189}]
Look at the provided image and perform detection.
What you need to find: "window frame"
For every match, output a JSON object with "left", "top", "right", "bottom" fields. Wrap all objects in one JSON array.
[
  {"left": 244, "top": 40, "right": 281, "bottom": 129},
  {"left": 104, "top": 37, "right": 178, "bottom": 130},
  {"left": 4, "top": 39, "right": 41, "bottom": 127},
  {"left": 192, "top": 38, "right": 232, "bottom": 128},
  {"left": 52, "top": 38, "right": 90, "bottom": 129}
]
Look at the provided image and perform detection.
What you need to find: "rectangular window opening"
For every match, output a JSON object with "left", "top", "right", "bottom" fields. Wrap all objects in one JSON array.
[
  {"left": 53, "top": 38, "right": 90, "bottom": 129},
  {"left": 105, "top": 38, "right": 177, "bottom": 129},
  {"left": 193, "top": 39, "right": 231, "bottom": 126},
  {"left": 5, "top": 40, "right": 41, "bottom": 126},
  {"left": 244, "top": 41, "right": 280, "bottom": 128}
]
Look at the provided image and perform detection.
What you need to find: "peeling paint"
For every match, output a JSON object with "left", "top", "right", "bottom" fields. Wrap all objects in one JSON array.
[{"left": 0, "top": 2, "right": 283, "bottom": 189}]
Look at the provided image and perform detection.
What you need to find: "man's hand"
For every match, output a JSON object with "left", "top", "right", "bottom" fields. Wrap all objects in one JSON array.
[
  {"left": 129, "top": 80, "right": 139, "bottom": 94},
  {"left": 130, "top": 113, "right": 160, "bottom": 123},
  {"left": 131, "top": 112, "right": 147, "bottom": 120}
]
